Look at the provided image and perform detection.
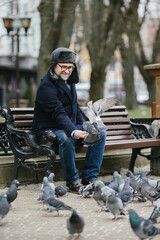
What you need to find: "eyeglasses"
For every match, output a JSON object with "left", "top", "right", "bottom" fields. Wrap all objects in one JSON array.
[{"left": 57, "top": 63, "right": 75, "bottom": 71}]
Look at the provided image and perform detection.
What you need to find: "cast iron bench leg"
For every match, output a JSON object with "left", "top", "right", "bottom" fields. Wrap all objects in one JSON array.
[{"left": 129, "top": 148, "right": 139, "bottom": 173}]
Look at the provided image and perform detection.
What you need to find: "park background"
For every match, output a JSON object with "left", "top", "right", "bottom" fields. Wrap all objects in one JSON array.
[{"left": 0, "top": 0, "right": 160, "bottom": 118}]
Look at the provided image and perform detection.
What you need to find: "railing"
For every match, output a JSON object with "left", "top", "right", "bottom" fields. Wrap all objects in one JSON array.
[{"left": 0, "top": 123, "right": 12, "bottom": 156}]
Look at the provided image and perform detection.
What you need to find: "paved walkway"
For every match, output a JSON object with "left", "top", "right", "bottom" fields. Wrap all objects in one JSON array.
[{"left": 0, "top": 168, "right": 160, "bottom": 240}]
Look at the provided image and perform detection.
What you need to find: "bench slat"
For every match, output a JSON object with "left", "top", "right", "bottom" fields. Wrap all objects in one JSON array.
[
  {"left": 106, "top": 135, "right": 135, "bottom": 141},
  {"left": 107, "top": 130, "right": 132, "bottom": 135}
]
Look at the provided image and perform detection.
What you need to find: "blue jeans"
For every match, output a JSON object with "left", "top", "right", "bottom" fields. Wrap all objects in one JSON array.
[{"left": 54, "top": 129, "right": 106, "bottom": 184}]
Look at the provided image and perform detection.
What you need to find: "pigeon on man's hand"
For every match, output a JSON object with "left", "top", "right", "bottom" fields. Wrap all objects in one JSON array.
[
  {"left": 6, "top": 179, "right": 19, "bottom": 205},
  {"left": 67, "top": 209, "right": 85, "bottom": 239},
  {"left": 0, "top": 192, "right": 10, "bottom": 225},
  {"left": 81, "top": 97, "right": 117, "bottom": 130},
  {"left": 128, "top": 208, "right": 160, "bottom": 240}
]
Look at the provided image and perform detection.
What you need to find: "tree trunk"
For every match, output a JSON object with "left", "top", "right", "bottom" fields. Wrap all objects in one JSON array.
[
  {"left": 90, "top": 67, "right": 106, "bottom": 100},
  {"left": 37, "top": 0, "right": 79, "bottom": 84}
]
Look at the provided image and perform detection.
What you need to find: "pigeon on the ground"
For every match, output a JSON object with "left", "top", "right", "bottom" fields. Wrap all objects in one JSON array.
[
  {"left": 79, "top": 183, "right": 94, "bottom": 198},
  {"left": 93, "top": 180, "right": 106, "bottom": 211},
  {"left": 6, "top": 179, "right": 19, "bottom": 205},
  {"left": 0, "top": 192, "right": 10, "bottom": 225},
  {"left": 55, "top": 185, "right": 69, "bottom": 197},
  {"left": 43, "top": 187, "right": 74, "bottom": 216},
  {"left": 148, "top": 198, "right": 160, "bottom": 223},
  {"left": 126, "top": 170, "right": 146, "bottom": 202},
  {"left": 128, "top": 208, "right": 160, "bottom": 239},
  {"left": 47, "top": 172, "right": 56, "bottom": 192},
  {"left": 67, "top": 209, "right": 85, "bottom": 239},
  {"left": 146, "top": 178, "right": 160, "bottom": 193},
  {"left": 81, "top": 97, "right": 117, "bottom": 130},
  {"left": 105, "top": 192, "right": 125, "bottom": 221},
  {"left": 139, "top": 177, "right": 160, "bottom": 205},
  {"left": 38, "top": 176, "right": 55, "bottom": 202},
  {"left": 114, "top": 173, "right": 125, "bottom": 192},
  {"left": 118, "top": 178, "right": 132, "bottom": 207}
]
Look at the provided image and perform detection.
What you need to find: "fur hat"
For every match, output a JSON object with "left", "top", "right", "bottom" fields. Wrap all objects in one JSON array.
[{"left": 50, "top": 47, "right": 79, "bottom": 83}]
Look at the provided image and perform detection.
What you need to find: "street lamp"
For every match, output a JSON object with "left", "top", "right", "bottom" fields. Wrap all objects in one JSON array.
[{"left": 2, "top": 15, "right": 31, "bottom": 107}]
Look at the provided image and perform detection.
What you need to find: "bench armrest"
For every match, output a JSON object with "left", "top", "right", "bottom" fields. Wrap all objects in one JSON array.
[
  {"left": 130, "top": 120, "right": 155, "bottom": 139},
  {"left": 6, "top": 125, "right": 39, "bottom": 149}
]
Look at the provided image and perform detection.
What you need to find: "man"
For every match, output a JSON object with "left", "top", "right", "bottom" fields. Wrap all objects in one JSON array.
[{"left": 32, "top": 47, "right": 106, "bottom": 193}]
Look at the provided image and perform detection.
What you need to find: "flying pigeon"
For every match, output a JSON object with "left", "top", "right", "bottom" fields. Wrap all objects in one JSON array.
[
  {"left": 81, "top": 97, "right": 117, "bottom": 130},
  {"left": 0, "top": 192, "right": 10, "bottom": 225},
  {"left": 128, "top": 208, "right": 160, "bottom": 240},
  {"left": 105, "top": 192, "right": 125, "bottom": 221},
  {"left": 6, "top": 179, "right": 19, "bottom": 205},
  {"left": 148, "top": 198, "right": 160, "bottom": 224},
  {"left": 67, "top": 209, "right": 85, "bottom": 239}
]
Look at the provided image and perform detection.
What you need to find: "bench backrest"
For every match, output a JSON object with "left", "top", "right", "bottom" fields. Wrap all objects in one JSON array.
[{"left": 7, "top": 105, "right": 135, "bottom": 143}]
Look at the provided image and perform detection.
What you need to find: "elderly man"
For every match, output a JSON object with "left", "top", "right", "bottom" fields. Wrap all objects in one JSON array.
[{"left": 32, "top": 47, "right": 106, "bottom": 193}]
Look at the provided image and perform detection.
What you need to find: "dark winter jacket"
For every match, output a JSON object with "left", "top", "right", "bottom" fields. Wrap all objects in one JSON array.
[{"left": 32, "top": 70, "right": 83, "bottom": 139}]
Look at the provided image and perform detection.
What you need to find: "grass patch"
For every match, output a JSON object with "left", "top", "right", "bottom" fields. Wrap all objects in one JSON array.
[{"left": 128, "top": 105, "right": 152, "bottom": 118}]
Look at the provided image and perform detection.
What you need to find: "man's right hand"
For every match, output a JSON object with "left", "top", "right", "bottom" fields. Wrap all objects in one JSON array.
[{"left": 74, "top": 130, "right": 88, "bottom": 139}]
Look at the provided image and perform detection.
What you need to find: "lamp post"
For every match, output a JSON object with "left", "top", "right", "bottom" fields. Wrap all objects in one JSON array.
[{"left": 2, "top": 16, "right": 31, "bottom": 107}]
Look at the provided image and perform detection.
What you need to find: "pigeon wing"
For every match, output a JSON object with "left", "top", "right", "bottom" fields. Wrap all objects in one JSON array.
[{"left": 93, "top": 97, "right": 117, "bottom": 116}]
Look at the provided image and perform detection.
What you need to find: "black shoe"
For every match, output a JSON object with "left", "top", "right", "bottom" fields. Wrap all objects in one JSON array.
[
  {"left": 82, "top": 178, "right": 97, "bottom": 186},
  {"left": 67, "top": 179, "right": 84, "bottom": 194}
]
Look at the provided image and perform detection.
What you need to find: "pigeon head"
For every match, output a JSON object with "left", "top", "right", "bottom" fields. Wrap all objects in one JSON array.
[{"left": 128, "top": 209, "right": 140, "bottom": 229}]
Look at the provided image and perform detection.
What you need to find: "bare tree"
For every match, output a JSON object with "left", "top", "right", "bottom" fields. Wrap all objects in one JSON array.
[
  {"left": 79, "top": 0, "right": 125, "bottom": 101},
  {"left": 37, "top": 0, "right": 79, "bottom": 83}
]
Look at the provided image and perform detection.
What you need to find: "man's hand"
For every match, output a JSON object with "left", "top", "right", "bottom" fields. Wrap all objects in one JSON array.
[{"left": 74, "top": 130, "right": 88, "bottom": 139}]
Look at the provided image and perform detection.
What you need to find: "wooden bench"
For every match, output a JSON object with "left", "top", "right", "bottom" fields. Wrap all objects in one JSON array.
[{"left": 1, "top": 105, "right": 160, "bottom": 179}]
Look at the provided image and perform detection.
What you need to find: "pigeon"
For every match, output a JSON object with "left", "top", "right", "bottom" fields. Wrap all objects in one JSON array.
[
  {"left": 101, "top": 185, "right": 116, "bottom": 202},
  {"left": 0, "top": 192, "right": 10, "bottom": 225},
  {"left": 81, "top": 97, "right": 117, "bottom": 130},
  {"left": 151, "top": 120, "right": 160, "bottom": 137},
  {"left": 67, "top": 209, "right": 85, "bottom": 239},
  {"left": 126, "top": 170, "right": 146, "bottom": 202},
  {"left": 128, "top": 208, "right": 160, "bottom": 240},
  {"left": 93, "top": 180, "right": 106, "bottom": 210},
  {"left": 139, "top": 177, "right": 160, "bottom": 205},
  {"left": 55, "top": 185, "right": 69, "bottom": 197},
  {"left": 79, "top": 183, "right": 94, "bottom": 198},
  {"left": 105, "top": 192, "right": 125, "bottom": 221},
  {"left": 114, "top": 173, "right": 125, "bottom": 192},
  {"left": 146, "top": 178, "right": 160, "bottom": 193},
  {"left": 6, "top": 179, "right": 19, "bottom": 205},
  {"left": 148, "top": 198, "right": 160, "bottom": 223},
  {"left": 82, "top": 121, "right": 101, "bottom": 146},
  {"left": 38, "top": 176, "right": 55, "bottom": 202},
  {"left": 118, "top": 178, "right": 132, "bottom": 207},
  {"left": 47, "top": 172, "right": 56, "bottom": 192},
  {"left": 43, "top": 187, "right": 74, "bottom": 216}
]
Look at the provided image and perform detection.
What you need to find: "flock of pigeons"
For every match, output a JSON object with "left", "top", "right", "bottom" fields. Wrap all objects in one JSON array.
[{"left": 1, "top": 169, "right": 160, "bottom": 239}]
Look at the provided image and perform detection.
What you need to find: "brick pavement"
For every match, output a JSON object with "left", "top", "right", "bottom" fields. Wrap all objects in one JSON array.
[{"left": 0, "top": 171, "right": 160, "bottom": 240}]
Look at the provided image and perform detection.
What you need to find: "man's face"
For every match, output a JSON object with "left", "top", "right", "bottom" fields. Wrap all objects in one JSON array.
[{"left": 54, "top": 63, "right": 75, "bottom": 81}]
